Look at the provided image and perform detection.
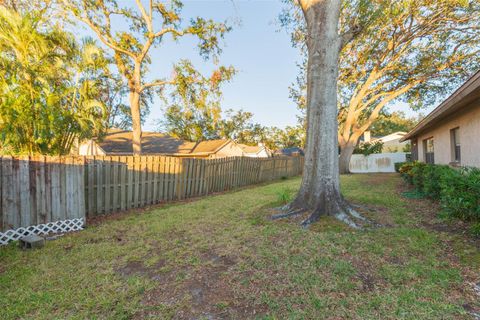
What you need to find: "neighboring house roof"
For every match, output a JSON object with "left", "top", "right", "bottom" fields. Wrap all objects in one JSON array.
[
  {"left": 238, "top": 144, "right": 261, "bottom": 154},
  {"left": 93, "top": 130, "right": 234, "bottom": 156},
  {"left": 97, "top": 130, "right": 188, "bottom": 154},
  {"left": 184, "top": 139, "right": 231, "bottom": 154},
  {"left": 372, "top": 131, "right": 407, "bottom": 143},
  {"left": 275, "top": 147, "right": 304, "bottom": 156},
  {"left": 237, "top": 143, "right": 271, "bottom": 155},
  {"left": 401, "top": 70, "right": 480, "bottom": 142}
]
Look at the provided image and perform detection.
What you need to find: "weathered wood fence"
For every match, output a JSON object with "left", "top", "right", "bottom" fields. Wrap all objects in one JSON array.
[
  {"left": 1, "top": 155, "right": 303, "bottom": 242},
  {"left": 0, "top": 156, "right": 86, "bottom": 244},
  {"left": 83, "top": 156, "right": 303, "bottom": 217}
]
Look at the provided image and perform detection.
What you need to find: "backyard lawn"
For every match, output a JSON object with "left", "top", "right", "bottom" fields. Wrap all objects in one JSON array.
[{"left": 1, "top": 174, "right": 479, "bottom": 319}]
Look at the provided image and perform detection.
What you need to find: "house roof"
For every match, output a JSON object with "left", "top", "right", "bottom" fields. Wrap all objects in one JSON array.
[
  {"left": 372, "top": 131, "right": 407, "bottom": 143},
  {"left": 96, "top": 130, "right": 232, "bottom": 155},
  {"left": 275, "top": 147, "right": 304, "bottom": 156},
  {"left": 238, "top": 144, "right": 263, "bottom": 154},
  {"left": 185, "top": 140, "right": 231, "bottom": 154},
  {"left": 401, "top": 70, "right": 480, "bottom": 142},
  {"left": 97, "top": 130, "right": 187, "bottom": 154}
]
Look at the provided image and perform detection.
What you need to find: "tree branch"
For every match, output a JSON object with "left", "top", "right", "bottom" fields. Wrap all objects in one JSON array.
[
  {"left": 140, "top": 79, "right": 175, "bottom": 92},
  {"left": 135, "top": 0, "right": 152, "bottom": 33},
  {"left": 339, "top": 24, "right": 363, "bottom": 50}
]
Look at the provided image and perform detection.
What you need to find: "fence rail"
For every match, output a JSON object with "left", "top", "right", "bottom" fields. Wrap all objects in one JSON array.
[{"left": 1, "top": 155, "right": 303, "bottom": 235}]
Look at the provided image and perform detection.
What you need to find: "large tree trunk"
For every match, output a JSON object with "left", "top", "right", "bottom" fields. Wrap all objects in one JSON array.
[
  {"left": 339, "top": 140, "right": 356, "bottom": 174},
  {"left": 276, "top": 0, "right": 368, "bottom": 228},
  {"left": 129, "top": 89, "right": 142, "bottom": 155}
]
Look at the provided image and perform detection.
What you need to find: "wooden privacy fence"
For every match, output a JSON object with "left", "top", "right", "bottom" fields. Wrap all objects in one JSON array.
[
  {"left": 84, "top": 155, "right": 304, "bottom": 217},
  {"left": 0, "top": 155, "right": 303, "bottom": 244},
  {"left": 0, "top": 156, "right": 85, "bottom": 244}
]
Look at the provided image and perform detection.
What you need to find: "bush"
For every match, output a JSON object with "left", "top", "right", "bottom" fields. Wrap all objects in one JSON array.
[
  {"left": 439, "top": 167, "right": 480, "bottom": 221},
  {"left": 394, "top": 162, "right": 406, "bottom": 173},
  {"left": 402, "top": 163, "right": 480, "bottom": 225},
  {"left": 398, "top": 161, "right": 415, "bottom": 184},
  {"left": 422, "top": 164, "right": 452, "bottom": 200},
  {"left": 411, "top": 162, "right": 427, "bottom": 192}
]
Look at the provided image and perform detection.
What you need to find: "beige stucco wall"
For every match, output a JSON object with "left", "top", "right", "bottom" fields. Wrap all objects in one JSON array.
[
  {"left": 212, "top": 142, "right": 244, "bottom": 158},
  {"left": 77, "top": 140, "right": 106, "bottom": 156},
  {"left": 416, "top": 104, "right": 480, "bottom": 167}
]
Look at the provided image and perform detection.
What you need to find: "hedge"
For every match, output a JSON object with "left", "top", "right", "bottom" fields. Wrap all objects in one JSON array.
[{"left": 399, "top": 162, "right": 480, "bottom": 227}]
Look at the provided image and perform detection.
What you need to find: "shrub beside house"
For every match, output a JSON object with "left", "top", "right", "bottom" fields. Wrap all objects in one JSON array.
[{"left": 399, "top": 162, "right": 480, "bottom": 235}]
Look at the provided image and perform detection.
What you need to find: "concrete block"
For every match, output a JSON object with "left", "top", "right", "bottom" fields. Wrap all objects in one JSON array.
[{"left": 19, "top": 235, "right": 45, "bottom": 249}]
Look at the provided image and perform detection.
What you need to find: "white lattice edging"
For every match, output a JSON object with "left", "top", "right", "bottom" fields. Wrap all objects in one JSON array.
[{"left": 0, "top": 218, "right": 84, "bottom": 245}]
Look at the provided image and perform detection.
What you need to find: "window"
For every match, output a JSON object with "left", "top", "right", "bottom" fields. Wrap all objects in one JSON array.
[
  {"left": 423, "top": 138, "right": 434, "bottom": 164},
  {"left": 450, "top": 127, "right": 461, "bottom": 162}
]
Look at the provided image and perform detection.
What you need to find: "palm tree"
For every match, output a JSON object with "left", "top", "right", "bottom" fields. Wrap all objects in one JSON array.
[{"left": 0, "top": 7, "right": 108, "bottom": 155}]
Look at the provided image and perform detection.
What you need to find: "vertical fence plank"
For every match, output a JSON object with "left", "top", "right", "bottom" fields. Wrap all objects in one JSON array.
[
  {"left": 120, "top": 156, "right": 126, "bottom": 211},
  {"left": 18, "top": 156, "right": 30, "bottom": 227},
  {"left": 96, "top": 156, "right": 104, "bottom": 214},
  {"left": 111, "top": 156, "right": 119, "bottom": 212},
  {"left": 127, "top": 156, "right": 133, "bottom": 210},
  {"left": 77, "top": 157, "right": 86, "bottom": 219},
  {"left": 87, "top": 156, "right": 94, "bottom": 216},
  {"left": 2, "top": 156, "right": 13, "bottom": 230},
  {"left": 158, "top": 156, "right": 165, "bottom": 202}
]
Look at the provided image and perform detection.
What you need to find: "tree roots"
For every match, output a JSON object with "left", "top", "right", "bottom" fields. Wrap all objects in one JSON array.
[
  {"left": 271, "top": 200, "right": 379, "bottom": 230},
  {"left": 270, "top": 207, "right": 307, "bottom": 220}
]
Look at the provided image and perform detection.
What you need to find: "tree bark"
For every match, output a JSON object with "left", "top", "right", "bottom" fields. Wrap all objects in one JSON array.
[
  {"left": 278, "top": 0, "right": 368, "bottom": 228},
  {"left": 129, "top": 89, "right": 142, "bottom": 154},
  {"left": 339, "top": 140, "right": 356, "bottom": 174}
]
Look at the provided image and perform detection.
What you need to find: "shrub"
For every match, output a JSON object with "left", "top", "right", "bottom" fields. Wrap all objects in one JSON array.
[
  {"left": 398, "top": 161, "right": 415, "bottom": 184},
  {"left": 411, "top": 162, "right": 427, "bottom": 192},
  {"left": 403, "top": 163, "right": 480, "bottom": 226},
  {"left": 394, "top": 162, "right": 406, "bottom": 173},
  {"left": 439, "top": 167, "right": 480, "bottom": 222},
  {"left": 422, "top": 164, "right": 451, "bottom": 200}
]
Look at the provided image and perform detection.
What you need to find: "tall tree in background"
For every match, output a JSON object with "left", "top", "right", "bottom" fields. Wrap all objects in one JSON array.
[
  {"left": 61, "top": 0, "right": 232, "bottom": 154},
  {"left": 283, "top": 0, "right": 480, "bottom": 173},
  {"left": 159, "top": 60, "right": 235, "bottom": 141},
  {"left": 369, "top": 111, "right": 419, "bottom": 137},
  {"left": 275, "top": 0, "right": 366, "bottom": 227},
  {"left": 0, "top": 7, "right": 107, "bottom": 155},
  {"left": 101, "top": 74, "right": 152, "bottom": 131}
]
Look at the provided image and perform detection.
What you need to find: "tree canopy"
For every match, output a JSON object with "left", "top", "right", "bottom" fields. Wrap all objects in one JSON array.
[
  {"left": 282, "top": 0, "right": 480, "bottom": 172},
  {"left": 0, "top": 6, "right": 107, "bottom": 155},
  {"left": 60, "top": 0, "right": 234, "bottom": 154},
  {"left": 369, "top": 111, "right": 420, "bottom": 137}
]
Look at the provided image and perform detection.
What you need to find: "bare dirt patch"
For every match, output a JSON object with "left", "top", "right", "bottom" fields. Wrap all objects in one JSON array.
[
  {"left": 132, "top": 249, "right": 267, "bottom": 319},
  {"left": 397, "top": 181, "right": 480, "bottom": 247}
]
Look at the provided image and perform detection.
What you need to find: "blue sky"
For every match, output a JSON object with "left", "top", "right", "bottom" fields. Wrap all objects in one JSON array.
[
  {"left": 74, "top": 0, "right": 429, "bottom": 131},
  {"left": 85, "top": 0, "right": 302, "bottom": 131},
  {"left": 141, "top": 0, "right": 302, "bottom": 131}
]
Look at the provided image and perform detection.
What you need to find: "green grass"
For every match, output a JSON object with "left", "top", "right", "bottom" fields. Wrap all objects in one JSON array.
[{"left": 1, "top": 174, "right": 479, "bottom": 319}]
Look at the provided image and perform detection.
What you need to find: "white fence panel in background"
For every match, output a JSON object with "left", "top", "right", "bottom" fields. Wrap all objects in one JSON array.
[{"left": 349, "top": 153, "right": 407, "bottom": 173}]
